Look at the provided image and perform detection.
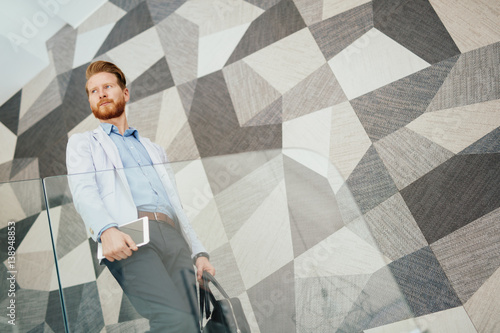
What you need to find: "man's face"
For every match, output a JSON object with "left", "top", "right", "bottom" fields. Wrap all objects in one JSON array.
[{"left": 87, "top": 72, "right": 129, "bottom": 120}]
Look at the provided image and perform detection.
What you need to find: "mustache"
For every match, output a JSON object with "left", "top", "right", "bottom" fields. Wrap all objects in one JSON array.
[{"left": 98, "top": 99, "right": 113, "bottom": 107}]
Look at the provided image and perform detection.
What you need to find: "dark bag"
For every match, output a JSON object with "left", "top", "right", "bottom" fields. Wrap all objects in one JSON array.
[{"left": 199, "top": 272, "right": 251, "bottom": 333}]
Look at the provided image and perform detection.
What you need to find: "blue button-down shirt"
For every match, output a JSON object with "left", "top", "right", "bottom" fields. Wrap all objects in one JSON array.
[{"left": 97, "top": 123, "right": 175, "bottom": 240}]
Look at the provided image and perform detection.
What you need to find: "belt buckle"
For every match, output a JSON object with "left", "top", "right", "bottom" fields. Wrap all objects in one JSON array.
[{"left": 153, "top": 212, "right": 159, "bottom": 221}]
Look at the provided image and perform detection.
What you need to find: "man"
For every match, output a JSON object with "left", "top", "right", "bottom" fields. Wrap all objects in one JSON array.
[{"left": 66, "top": 61, "right": 214, "bottom": 332}]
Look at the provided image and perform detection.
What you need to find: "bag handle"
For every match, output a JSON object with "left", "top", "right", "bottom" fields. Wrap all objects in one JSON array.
[{"left": 202, "top": 272, "right": 230, "bottom": 299}]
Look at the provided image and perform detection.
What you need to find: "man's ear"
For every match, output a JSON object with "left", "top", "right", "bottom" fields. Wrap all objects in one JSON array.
[{"left": 123, "top": 88, "right": 130, "bottom": 102}]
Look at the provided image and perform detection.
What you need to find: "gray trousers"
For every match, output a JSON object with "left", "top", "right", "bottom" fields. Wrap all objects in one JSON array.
[{"left": 105, "top": 220, "right": 199, "bottom": 333}]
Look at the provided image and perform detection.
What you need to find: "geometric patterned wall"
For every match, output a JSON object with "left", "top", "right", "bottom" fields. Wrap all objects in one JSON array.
[{"left": 1, "top": 0, "right": 500, "bottom": 332}]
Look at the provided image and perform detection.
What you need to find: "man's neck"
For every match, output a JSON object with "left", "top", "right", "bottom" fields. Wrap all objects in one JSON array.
[{"left": 100, "top": 115, "right": 128, "bottom": 135}]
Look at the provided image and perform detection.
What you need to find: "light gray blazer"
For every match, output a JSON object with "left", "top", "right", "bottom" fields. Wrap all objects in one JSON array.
[{"left": 66, "top": 126, "right": 206, "bottom": 256}]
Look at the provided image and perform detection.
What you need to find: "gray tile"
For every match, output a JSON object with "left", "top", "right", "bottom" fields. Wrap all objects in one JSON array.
[
  {"left": 61, "top": 63, "right": 94, "bottom": 133},
  {"left": 165, "top": 122, "right": 200, "bottom": 162},
  {"left": 177, "top": 79, "right": 197, "bottom": 117},
  {"left": 283, "top": 156, "right": 344, "bottom": 258},
  {"left": 432, "top": 207, "right": 500, "bottom": 303},
  {"left": 309, "top": 2, "right": 373, "bottom": 61},
  {"left": 243, "top": 96, "right": 282, "bottom": 127},
  {"left": 459, "top": 126, "right": 500, "bottom": 155},
  {"left": 128, "top": 57, "right": 174, "bottom": 103},
  {"left": 105, "top": 319, "right": 149, "bottom": 333},
  {"left": 374, "top": 0, "right": 460, "bottom": 64},
  {"left": 46, "top": 24, "right": 77, "bottom": 75},
  {"left": 350, "top": 55, "right": 458, "bottom": 141},
  {"left": 109, "top": 0, "right": 144, "bottom": 12},
  {"left": 283, "top": 63, "right": 347, "bottom": 121},
  {"left": 10, "top": 157, "right": 39, "bottom": 181},
  {"left": 427, "top": 42, "right": 500, "bottom": 112},
  {"left": 188, "top": 70, "right": 281, "bottom": 157},
  {"left": 345, "top": 146, "right": 399, "bottom": 215},
  {"left": 156, "top": 13, "right": 198, "bottom": 85},
  {"left": 400, "top": 153, "right": 500, "bottom": 244},
  {"left": 0, "top": 90, "right": 20, "bottom": 134},
  {"left": 213, "top": 154, "right": 283, "bottom": 239},
  {"left": 56, "top": 69, "right": 72, "bottom": 100},
  {"left": 0, "top": 160, "right": 12, "bottom": 182},
  {"left": 202, "top": 150, "right": 281, "bottom": 196},
  {"left": 1, "top": 289, "right": 50, "bottom": 332},
  {"left": 247, "top": 262, "right": 296, "bottom": 332},
  {"left": 296, "top": 274, "right": 371, "bottom": 332},
  {"left": 388, "top": 246, "right": 462, "bottom": 316},
  {"left": 146, "top": 0, "right": 185, "bottom": 24},
  {"left": 55, "top": 204, "right": 87, "bottom": 259},
  {"left": 209, "top": 242, "right": 247, "bottom": 298},
  {"left": 244, "top": 0, "right": 282, "bottom": 10},
  {"left": 374, "top": 127, "right": 454, "bottom": 190},
  {"left": 76, "top": 282, "right": 105, "bottom": 333},
  {"left": 351, "top": 193, "right": 428, "bottom": 261},
  {"left": 338, "top": 267, "right": 413, "bottom": 332},
  {"left": 14, "top": 107, "right": 67, "bottom": 178},
  {"left": 18, "top": 78, "right": 62, "bottom": 135},
  {"left": 38, "top": 134, "right": 68, "bottom": 178},
  {"left": 95, "top": 2, "right": 154, "bottom": 57},
  {"left": 225, "top": 0, "right": 306, "bottom": 66}
]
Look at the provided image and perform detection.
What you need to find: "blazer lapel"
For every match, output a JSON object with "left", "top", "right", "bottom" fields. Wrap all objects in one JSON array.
[
  {"left": 92, "top": 127, "right": 123, "bottom": 169},
  {"left": 92, "top": 127, "right": 133, "bottom": 197}
]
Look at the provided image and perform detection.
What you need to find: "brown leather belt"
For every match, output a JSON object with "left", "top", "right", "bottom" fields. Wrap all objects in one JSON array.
[{"left": 138, "top": 211, "right": 177, "bottom": 230}]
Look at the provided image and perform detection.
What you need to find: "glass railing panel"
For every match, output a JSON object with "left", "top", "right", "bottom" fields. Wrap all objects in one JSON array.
[
  {"left": 43, "top": 149, "right": 422, "bottom": 332},
  {"left": 0, "top": 178, "right": 65, "bottom": 332}
]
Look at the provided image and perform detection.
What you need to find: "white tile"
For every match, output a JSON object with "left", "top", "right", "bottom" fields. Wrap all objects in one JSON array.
[
  {"left": 330, "top": 101, "right": 372, "bottom": 181},
  {"left": 176, "top": 0, "right": 263, "bottom": 37},
  {"left": 282, "top": 148, "right": 330, "bottom": 179},
  {"left": 231, "top": 180, "right": 294, "bottom": 289},
  {"left": 328, "top": 28, "right": 430, "bottom": 100},
  {"left": 223, "top": 60, "right": 281, "bottom": 127},
  {"left": 198, "top": 23, "right": 250, "bottom": 78},
  {"left": 365, "top": 306, "right": 477, "bottom": 333},
  {"left": 67, "top": 112, "right": 101, "bottom": 137},
  {"left": 50, "top": 239, "right": 96, "bottom": 290},
  {"left": 465, "top": 267, "right": 500, "bottom": 333},
  {"left": 429, "top": 0, "right": 500, "bottom": 53},
  {"left": 106, "top": 27, "right": 165, "bottom": 82},
  {"left": 190, "top": 200, "right": 228, "bottom": 254},
  {"left": 56, "top": 0, "right": 107, "bottom": 28},
  {"left": 295, "top": 227, "right": 390, "bottom": 278},
  {"left": 73, "top": 23, "right": 115, "bottom": 69},
  {"left": 283, "top": 107, "right": 332, "bottom": 161},
  {"left": 8, "top": 251, "right": 54, "bottom": 292},
  {"left": 0, "top": 121, "right": 16, "bottom": 165},
  {"left": 244, "top": 28, "right": 326, "bottom": 94},
  {"left": 97, "top": 268, "right": 123, "bottom": 326},
  {"left": 175, "top": 160, "right": 213, "bottom": 219},
  {"left": 77, "top": 1, "right": 126, "bottom": 34},
  {"left": 323, "top": 0, "right": 371, "bottom": 21},
  {"left": 126, "top": 90, "right": 163, "bottom": 141},
  {"left": 155, "top": 87, "right": 187, "bottom": 149},
  {"left": 17, "top": 207, "right": 61, "bottom": 254},
  {"left": 406, "top": 99, "right": 500, "bottom": 154},
  {"left": 214, "top": 155, "right": 284, "bottom": 239}
]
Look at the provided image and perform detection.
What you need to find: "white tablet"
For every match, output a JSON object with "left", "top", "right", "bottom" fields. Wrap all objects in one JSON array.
[{"left": 97, "top": 216, "right": 150, "bottom": 260}]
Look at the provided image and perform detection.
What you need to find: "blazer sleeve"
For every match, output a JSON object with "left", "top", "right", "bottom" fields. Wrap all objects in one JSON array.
[{"left": 66, "top": 133, "right": 117, "bottom": 241}]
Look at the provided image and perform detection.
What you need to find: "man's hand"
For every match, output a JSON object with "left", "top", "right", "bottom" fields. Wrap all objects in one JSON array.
[
  {"left": 195, "top": 257, "right": 215, "bottom": 283},
  {"left": 101, "top": 227, "right": 138, "bottom": 262}
]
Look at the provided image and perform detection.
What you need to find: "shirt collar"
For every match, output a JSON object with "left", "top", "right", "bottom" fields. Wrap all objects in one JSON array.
[{"left": 100, "top": 123, "right": 139, "bottom": 139}]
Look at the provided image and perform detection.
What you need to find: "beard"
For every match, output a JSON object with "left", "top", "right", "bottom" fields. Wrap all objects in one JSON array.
[{"left": 92, "top": 97, "right": 126, "bottom": 120}]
